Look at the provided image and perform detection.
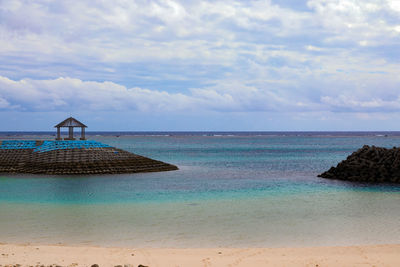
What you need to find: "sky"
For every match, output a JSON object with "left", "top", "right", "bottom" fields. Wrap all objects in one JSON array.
[{"left": 1, "top": 0, "right": 400, "bottom": 131}]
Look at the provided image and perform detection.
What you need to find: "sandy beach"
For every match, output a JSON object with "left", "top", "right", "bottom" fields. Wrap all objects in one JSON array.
[{"left": 0, "top": 243, "right": 399, "bottom": 267}]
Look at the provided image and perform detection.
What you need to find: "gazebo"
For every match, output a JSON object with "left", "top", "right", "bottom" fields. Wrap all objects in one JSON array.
[{"left": 55, "top": 117, "right": 87, "bottom": 140}]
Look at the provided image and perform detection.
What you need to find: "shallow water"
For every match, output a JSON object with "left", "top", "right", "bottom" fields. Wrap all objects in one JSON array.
[{"left": 0, "top": 133, "right": 399, "bottom": 247}]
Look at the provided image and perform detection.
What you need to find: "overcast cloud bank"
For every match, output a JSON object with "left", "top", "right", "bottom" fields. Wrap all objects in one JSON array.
[{"left": 1, "top": 0, "right": 400, "bottom": 130}]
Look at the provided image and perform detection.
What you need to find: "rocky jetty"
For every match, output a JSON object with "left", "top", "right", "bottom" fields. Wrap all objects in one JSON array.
[
  {"left": 0, "top": 140, "right": 178, "bottom": 175},
  {"left": 319, "top": 145, "right": 400, "bottom": 183}
]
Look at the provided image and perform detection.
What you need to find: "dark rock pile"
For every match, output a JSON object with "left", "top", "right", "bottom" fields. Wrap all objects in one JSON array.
[{"left": 318, "top": 145, "right": 400, "bottom": 183}]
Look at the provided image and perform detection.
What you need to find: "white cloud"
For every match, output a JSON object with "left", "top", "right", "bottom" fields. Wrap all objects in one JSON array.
[
  {"left": 0, "top": 76, "right": 193, "bottom": 112},
  {"left": 0, "top": 97, "right": 10, "bottom": 108},
  {"left": 0, "top": 0, "right": 309, "bottom": 65},
  {"left": 1, "top": 0, "right": 399, "bottom": 71},
  {"left": 1, "top": 0, "right": 400, "bottom": 120},
  {"left": 0, "top": 76, "right": 306, "bottom": 112},
  {"left": 321, "top": 95, "right": 400, "bottom": 112},
  {"left": 388, "top": 0, "right": 400, "bottom": 12},
  {"left": 307, "top": 0, "right": 400, "bottom": 45},
  {"left": 2, "top": 74, "right": 399, "bottom": 114}
]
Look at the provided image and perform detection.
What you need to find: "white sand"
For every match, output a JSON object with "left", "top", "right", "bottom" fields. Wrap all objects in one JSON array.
[{"left": 1, "top": 243, "right": 400, "bottom": 266}]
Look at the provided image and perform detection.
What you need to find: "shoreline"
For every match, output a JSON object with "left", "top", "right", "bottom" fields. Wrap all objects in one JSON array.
[{"left": 1, "top": 243, "right": 399, "bottom": 267}]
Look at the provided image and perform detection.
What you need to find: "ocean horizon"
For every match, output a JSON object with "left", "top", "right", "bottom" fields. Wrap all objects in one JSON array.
[
  {"left": 1, "top": 132, "right": 399, "bottom": 248},
  {"left": 3, "top": 130, "right": 400, "bottom": 136}
]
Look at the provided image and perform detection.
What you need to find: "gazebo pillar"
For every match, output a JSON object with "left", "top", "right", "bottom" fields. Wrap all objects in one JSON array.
[
  {"left": 68, "top": 126, "right": 74, "bottom": 140},
  {"left": 80, "top": 127, "right": 86, "bottom": 140},
  {"left": 56, "top": 127, "right": 61, "bottom": 140}
]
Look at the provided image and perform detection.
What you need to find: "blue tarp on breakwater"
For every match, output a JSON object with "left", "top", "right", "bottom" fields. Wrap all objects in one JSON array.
[{"left": 0, "top": 140, "right": 111, "bottom": 152}]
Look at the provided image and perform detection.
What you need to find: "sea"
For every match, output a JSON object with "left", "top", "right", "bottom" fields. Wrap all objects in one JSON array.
[{"left": 0, "top": 132, "right": 399, "bottom": 248}]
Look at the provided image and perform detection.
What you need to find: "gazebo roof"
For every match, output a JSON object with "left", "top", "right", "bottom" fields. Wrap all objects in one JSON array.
[{"left": 55, "top": 117, "right": 87, "bottom": 128}]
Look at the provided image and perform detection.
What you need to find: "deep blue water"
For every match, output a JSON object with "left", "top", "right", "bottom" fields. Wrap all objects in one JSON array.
[{"left": 0, "top": 132, "right": 399, "bottom": 247}]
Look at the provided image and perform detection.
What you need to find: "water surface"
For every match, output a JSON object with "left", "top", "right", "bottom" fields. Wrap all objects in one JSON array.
[{"left": 0, "top": 132, "right": 399, "bottom": 247}]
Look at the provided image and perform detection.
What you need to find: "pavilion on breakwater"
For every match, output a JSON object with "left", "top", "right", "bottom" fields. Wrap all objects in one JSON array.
[{"left": 0, "top": 117, "right": 178, "bottom": 175}]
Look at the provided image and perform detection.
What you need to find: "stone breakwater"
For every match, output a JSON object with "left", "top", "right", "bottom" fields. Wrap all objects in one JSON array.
[
  {"left": 0, "top": 140, "right": 178, "bottom": 175},
  {"left": 319, "top": 145, "right": 400, "bottom": 183}
]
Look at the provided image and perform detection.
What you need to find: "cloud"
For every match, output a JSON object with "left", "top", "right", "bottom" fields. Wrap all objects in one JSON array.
[
  {"left": 1, "top": 0, "right": 399, "bottom": 76},
  {"left": 0, "top": 75, "right": 323, "bottom": 113},
  {"left": 1, "top": 74, "right": 399, "bottom": 114},
  {"left": 0, "top": 76, "right": 190, "bottom": 112},
  {"left": 0, "top": 96, "right": 10, "bottom": 109},
  {"left": 321, "top": 95, "right": 400, "bottom": 112},
  {"left": 307, "top": 0, "right": 400, "bottom": 46},
  {"left": 1, "top": 0, "right": 400, "bottom": 123}
]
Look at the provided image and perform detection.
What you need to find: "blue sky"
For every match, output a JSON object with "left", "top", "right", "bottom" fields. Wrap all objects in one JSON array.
[{"left": 1, "top": 0, "right": 400, "bottom": 131}]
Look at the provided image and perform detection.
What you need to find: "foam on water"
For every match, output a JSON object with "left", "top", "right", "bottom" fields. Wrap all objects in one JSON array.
[{"left": 0, "top": 133, "right": 399, "bottom": 247}]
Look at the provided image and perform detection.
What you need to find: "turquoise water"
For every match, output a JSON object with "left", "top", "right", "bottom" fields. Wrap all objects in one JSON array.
[{"left": 0, "top": 134, "right": 400, "bottom": 247}]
